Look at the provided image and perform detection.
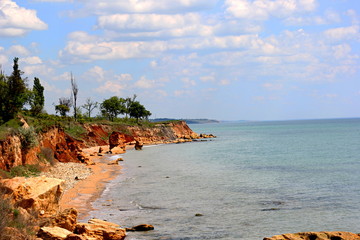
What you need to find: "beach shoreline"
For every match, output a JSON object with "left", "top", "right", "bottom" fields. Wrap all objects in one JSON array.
[{"left": 56, "top": 145, "right": 123, "bottom": 220}]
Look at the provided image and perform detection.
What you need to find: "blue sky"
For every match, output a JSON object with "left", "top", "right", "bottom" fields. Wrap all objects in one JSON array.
[{"left": 0, "top": 0, "right": 359, "bottom": 120}]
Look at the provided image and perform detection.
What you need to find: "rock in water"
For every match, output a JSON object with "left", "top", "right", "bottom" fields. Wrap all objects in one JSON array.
[
  {"left": 126, "top": 224, "right": 154, "bottom": 232},
  {"left": 135, "top": 141, "right": 143, "bottom": 150},
  {"left": 264, "top": 231, "right": 360, "bottom": 240}
]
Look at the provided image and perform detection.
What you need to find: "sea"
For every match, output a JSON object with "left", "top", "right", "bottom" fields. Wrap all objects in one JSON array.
[{"left": 88, "top": 118, "right": 360, "bottom": 240}]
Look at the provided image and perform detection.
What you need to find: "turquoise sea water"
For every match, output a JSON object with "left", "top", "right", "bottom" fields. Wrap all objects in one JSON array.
[{"left": 89, "top": 118, "right": 360, "bottom": 240}]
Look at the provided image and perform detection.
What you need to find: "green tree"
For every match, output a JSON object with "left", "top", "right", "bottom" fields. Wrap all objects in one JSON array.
[
  {"left": 55, "top": 97, "right": 72, "bottom": 117},
  {"left": 124, "top": 94, "right": 137, "bottom": 118},
  {"left": 0, "top": 68, "right": 8, "bottom": 123},
  {"left": 81, "top": 98, "right": 98, "bottom": 118},
  {"left": 30, "top": 77, "right": 45, "bottom": 115},
  {"left": 100, "top": 96, "right": 126, "bottom": 121},
  {"left": 128, "top": 101, "right": 151, "bottom": 122},
  {"left": 4, "top": 58, "right": 27, "bottom": 121}
]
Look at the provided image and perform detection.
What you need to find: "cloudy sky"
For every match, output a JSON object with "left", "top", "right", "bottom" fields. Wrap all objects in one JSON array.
[{"left": 0, "top": 0, "right": 359, "bottom": 120}]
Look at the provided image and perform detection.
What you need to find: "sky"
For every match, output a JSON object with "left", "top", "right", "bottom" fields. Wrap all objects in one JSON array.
[{"left": 0, "top": 0, "right": 359, "bottom": 121}]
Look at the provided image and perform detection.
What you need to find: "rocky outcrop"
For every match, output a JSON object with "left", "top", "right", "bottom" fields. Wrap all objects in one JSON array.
[
  {"left": 38, "top": 226, "right": 73, "bottom": 240},
  {"left": 74, "top": 218, "right": 126, "bottom": 240},
  {"left": 0, "top": 176, "right": 64, "bottom": 216},
  {"left": 50, "top": 208, "right": 78, "bottom": 232},
  {"left": 0, "top": 120, "right": 211, "bottom": 171},
  {"left": 264, "top": 231, "right": 360, "bottom": 240}
]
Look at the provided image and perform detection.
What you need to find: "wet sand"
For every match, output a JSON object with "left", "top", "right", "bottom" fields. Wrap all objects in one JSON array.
[{"left": 59, "top": 145, "right": 123, "bottom": 220}]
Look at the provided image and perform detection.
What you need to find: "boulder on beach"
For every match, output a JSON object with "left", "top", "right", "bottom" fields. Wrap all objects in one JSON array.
[
  {"left": 74, "top": 218, "right": 126, "bottom": 240},
  {"left": 0, "top": 176, "right": 64, "bottom": 216},
  {"left": 264, "top": 231, "right": 360, "bottom": 240},
  {"left": 50, "top": 208, "right": 78, "bottom": 232},
  {"left": 38, "top": 226, "right": 73, "bottom": 240}
]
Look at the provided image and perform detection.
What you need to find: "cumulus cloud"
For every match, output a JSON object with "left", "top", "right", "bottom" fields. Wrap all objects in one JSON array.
[
  {"left": 60, "top": 33, "right": 278, "bottom": 62},
  {"left": 134, "top": 76, "right": 158, "bottom": 89},
  {"left": 96, "top": 13, "right": 201, "bottom": 31},
  {"left": 324, "top": 25, "right": 359, "bottom": 41},
  {"left": 225, "top": 0, "right": 317, "bottom": 20},
  {"left": 96, "top": 81, "right": 126, "bottom": 94},
  {"left": 21, "top": 56, "right": 43, "bottom": 65},
  {"left": 0, "top": 0, "right": 47, "bottom": 37},
  {"left": 7, "top": 45, "right": 31, "bottom": 56},
  {"left": 75, "top": 0, "right": 218, "bottom": 15}
]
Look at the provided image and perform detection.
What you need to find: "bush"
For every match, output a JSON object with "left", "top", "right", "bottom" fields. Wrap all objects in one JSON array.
[
  {"left": 17, "top": 127, "right": 38, "bottom": 149},
  {"left": 8, "top": 165, "right": 41, "bottom": 178}
]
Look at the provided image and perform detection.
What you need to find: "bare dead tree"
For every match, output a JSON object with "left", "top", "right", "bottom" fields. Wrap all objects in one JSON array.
[
  {"left": 70, "top": 73, "right": 78, "bottom": 121},
  {"left": 82, "top": 97, "right": 98, "bottom": 118}
]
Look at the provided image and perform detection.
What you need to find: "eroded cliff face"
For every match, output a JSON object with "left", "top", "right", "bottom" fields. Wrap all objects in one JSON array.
[{"left": 0, "top": 121, "right": 207, "bottom": 171}]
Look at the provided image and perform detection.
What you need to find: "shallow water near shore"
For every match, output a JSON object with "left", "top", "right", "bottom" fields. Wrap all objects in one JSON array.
[{"left": 88, "top": 118, "right": 360, "bottom": 240}]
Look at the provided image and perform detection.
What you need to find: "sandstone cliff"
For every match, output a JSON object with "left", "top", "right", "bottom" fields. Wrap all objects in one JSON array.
[{"left": 0, "top": 121, "right": 210, "bottom": 171}]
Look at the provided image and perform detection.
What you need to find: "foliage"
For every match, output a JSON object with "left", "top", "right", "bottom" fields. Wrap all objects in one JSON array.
[
  {"left": 100, "top": 96, "right": 126, "bottom": 121},
  {"left": 124, "top": 94, "right": 137, "bottom": 118},
  {"left": 0, "top": 58, "right": 28, "bottom": 123},
  {"left": 8, "top": 164, "right": 41, "bottom": 178},
  {"left": 30, "top": 77, "right": 45, "bottom": 116},
  {"left": 64, "top": 123, "right": 87, "bottom": 140},
  {"left": 17, "top": 126, "right": 38, "bottom": 149},
  {"left": 0, "top": 119, "right": 22, "bottom": 141},
  {"left": 128, "top": 101, "right": 152, "bottom": 121},
  {"left": 55, "top": 97, "right": 72, "bottom": 117}
]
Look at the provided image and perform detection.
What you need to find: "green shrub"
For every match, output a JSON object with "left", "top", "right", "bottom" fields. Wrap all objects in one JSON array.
[
  {"left": 65, "top": 124, "right": 87, "bottom": 139},
  {"left": 17, "top": 127, "right": 38, "bottom": 149},
  {"left": 38, "top": 147, "right": 56, "bottom": 166},
  {"left": 9, "top": 165, "right": 41, "bottom": 178}
]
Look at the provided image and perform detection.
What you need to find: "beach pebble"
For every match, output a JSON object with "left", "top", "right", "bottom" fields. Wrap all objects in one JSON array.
[{"left": 43, "top": 162, "right": 92, "bottom": 191}]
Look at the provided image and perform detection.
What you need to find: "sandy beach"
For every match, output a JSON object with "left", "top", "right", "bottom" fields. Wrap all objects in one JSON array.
[{"left": 45, "top": 145, "right": 123, "bottom": 220}]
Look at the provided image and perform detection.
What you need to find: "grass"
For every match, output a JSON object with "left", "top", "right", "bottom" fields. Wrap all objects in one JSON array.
[
  {"left": 7, "top": 165, "right": 41, "bottom": 178},
  {"left": 0, "top": 119, "right": 22, "bottom": 141}
]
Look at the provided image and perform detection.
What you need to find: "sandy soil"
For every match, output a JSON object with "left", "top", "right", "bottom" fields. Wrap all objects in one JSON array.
[{"left": 59, "top": 145, "right": 123, "bottom": 220}]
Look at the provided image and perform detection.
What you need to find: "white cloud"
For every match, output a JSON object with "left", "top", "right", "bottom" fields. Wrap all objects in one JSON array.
[
  {"left": 324, "top": 25, "right": 359, "bottom": 41},
  {"left": 0, "top": 0, "right": 47, "bottom": 37},
  {"left": 96, "top": 13, "right": 201, "bottom": 31},
  {"left": 96, "top": 81, "right": 126, "bottom": 94},
  {"left": 134, "top": 76, "right": 158, "bottom": 89},
  {"left": 82, "top": 66, "right": 133, "bottom": 84},
  {"left": 200, "top": 74, "right": 216, "bottom": 82},
  {"left": 23, "top": 64, "right": 53, "bottom": 76},
  {"left": 60, "top": 34, "right": 277, "bottom": 62},
  {"left": 262, "top": 83, "right": 283, "bottom": 91},
  {"left": 59, "top": 40, "right": 168, "bottom": 62},
  {"left": 75, "top": 0, "right": 218, "bottom": 15},
  {"left": 21, "top": 56, "right": 43, "bottom": 65},
  {"left": 7, "top": 45, "right": 30, "bottom": 56},
  {"left": 181, "top": 77, "right": 196, "bottom": 87},
  {"left": 225, "top": 0, "right": 317, "bottom": 20},
  {"left": 220, "top": 79, "right": 230, "bottom": 85},
  {"left": 332, "top": 44, "right": 352, "bottom": 59},
  {"left": 284, "top": 11, "right": 341, "bottom": 26}
]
